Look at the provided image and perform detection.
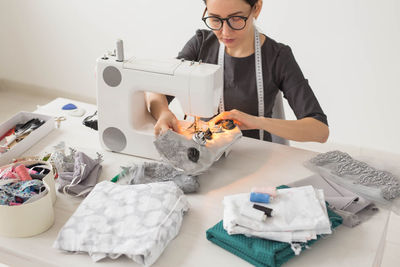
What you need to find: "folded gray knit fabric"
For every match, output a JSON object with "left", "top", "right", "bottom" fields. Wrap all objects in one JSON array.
[
  {"left": 116, "top": 161, "right": 199, "bottom": 193},
  {"left": 154, "top": 124, "right": 242, "bottom": 176},
  {"left": 288, "top": 174, "right": 378, "bottom": 227}
]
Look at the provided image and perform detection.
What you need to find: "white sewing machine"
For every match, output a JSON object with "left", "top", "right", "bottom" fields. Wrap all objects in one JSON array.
[{"left": 96, "top": 40, "right": 223, "bottom": 159}]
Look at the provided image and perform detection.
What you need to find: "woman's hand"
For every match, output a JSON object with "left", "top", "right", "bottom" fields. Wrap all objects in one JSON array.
[
  {"left": 209, "top": 109, "right": 329, "bottom": 143},
  {"left": 154, "top": 110, "right": 181, "bottom": 136},
  {"left": 146, "top": 92, "right": 181, "bottom": 136},
  {"left": 209, "top": 109, "right": 261, "bottom": 130}
]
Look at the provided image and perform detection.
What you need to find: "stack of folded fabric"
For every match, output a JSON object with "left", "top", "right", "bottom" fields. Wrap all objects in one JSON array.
[
  {"left": 289, "top": 174, "right": 378, "bottom": 227},
  {"left": 207, "top": 186, "right": 342, "bottom": 267},
  {"left": 224, "top": 185, "right": 332, "bottom": 245}
]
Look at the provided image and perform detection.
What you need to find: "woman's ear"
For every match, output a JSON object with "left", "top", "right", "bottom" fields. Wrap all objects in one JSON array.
[{"left": 253, "top": 0, "right": 263, "bottom": 19}]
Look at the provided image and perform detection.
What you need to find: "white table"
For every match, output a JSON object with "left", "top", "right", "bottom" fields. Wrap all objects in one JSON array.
[{"left": 0, "top": 98, "right": 390, "bottom": 267}]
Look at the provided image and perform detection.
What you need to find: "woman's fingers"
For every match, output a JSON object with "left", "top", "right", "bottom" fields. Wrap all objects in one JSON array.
[
  {"left": 209, "top": 111, "right": 233, "bottom": 126},
  {"left": 171, "top": 118, "right": 181, "bottom": 134},
  {"left": 155, "top": 109, "right": 257, "bottom": 136},
  {"left": 156, "top": 125, "right": 170, "bottom": 136},
  {"left": 154, "top": 111, "right": 181, "bottom": 136},
  {"left": 209, "top": 109, "right": 259, "bottom": 130},
  {"left": 154, "top": 121, "right": 169, "bottom": 136},
  {"left": 154, "top": 124, "right": 162, "bottom": 136}
]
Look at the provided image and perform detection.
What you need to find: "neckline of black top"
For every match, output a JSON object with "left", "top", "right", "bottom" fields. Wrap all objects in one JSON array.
[{"left": 224, "top": 34, "right": 268, "bottom": 60}]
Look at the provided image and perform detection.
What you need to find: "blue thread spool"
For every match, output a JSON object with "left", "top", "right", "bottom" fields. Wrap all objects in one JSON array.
[{"left": 250, "top": 192, "right": 271, "bottom": 204}]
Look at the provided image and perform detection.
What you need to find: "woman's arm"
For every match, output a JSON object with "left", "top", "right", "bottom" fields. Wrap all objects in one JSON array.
[
  {"left": 147, "top": 30, "right": 205, "bottom": 136},
  {"left": 147, "top": 93, "right": 180, "bottom": 136},
  {"left": 209, "top": 109, "right": 329, "bottom": 143},
  {"left": 259, "top": 116, "right": 329, "bottom": 143}
]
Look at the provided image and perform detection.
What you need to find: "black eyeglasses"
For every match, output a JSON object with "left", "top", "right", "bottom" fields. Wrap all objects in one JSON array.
[{"left": 201, "top": 8, "right": 251, "bottom": 31}]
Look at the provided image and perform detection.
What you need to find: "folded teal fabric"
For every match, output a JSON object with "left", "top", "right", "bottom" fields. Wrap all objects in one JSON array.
[{"left": 206, "top": 186, "right": 343, "bottom": 267}]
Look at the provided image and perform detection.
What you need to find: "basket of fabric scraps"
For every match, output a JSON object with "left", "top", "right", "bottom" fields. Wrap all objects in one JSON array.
[
  {"left": 0, "top": 158, "right": 57, "bottom": 237},
  {"left": 206, "top": 185, "right": 343, "bottom": 267}
]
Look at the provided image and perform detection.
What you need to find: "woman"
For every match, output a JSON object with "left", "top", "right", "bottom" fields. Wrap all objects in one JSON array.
[{"left": 148, "top": 0, "right": 329, "bottom": 143}]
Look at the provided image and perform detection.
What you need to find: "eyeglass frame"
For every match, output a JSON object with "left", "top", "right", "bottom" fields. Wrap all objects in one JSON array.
[{"left": 201, "top": 7, "right": 253, "bottom": 31}]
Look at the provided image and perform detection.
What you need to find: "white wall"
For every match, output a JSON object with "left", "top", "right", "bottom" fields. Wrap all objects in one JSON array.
[{"left": 0, "top": 0, "right": 399, "bottom": 154}]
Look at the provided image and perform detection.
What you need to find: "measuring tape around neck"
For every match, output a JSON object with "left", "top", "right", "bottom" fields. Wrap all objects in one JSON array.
[{"left": 218, "top": 27, "right": 265, "bottom": 140}]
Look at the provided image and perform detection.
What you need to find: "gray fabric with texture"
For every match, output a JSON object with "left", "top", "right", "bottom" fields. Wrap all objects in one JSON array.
[
  {"left": 154, "top": 127, "right": 242, "bottom": 176},
  {"left": 117, "top": 161, "right": 199, "bottom": 193},
  {"left": 57, "top": 151, "right": 102, "bottom": 197}
]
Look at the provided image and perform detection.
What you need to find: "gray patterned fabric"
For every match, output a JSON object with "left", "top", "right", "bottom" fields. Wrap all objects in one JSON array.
[
  {"left": 305, "top": 151, "right": 400, "bottom": 210},
  {"left": 117, "top": 161, "right": 200, "bottom": 193},
  {"left": 53, "top": 181, "right": 189, "bottom": 265},
  {"left": 154, "top": 126, "right": 242, "bottom": 175}
]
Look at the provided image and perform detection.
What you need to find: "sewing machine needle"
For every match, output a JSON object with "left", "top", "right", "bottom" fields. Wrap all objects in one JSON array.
[{"left": 194, "top": 116, "right": 200, "bottom": 132}]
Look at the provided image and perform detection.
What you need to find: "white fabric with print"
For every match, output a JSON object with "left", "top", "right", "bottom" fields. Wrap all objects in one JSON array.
[{"left": 53, "top": 181, "right": 189, "bottom": 265}]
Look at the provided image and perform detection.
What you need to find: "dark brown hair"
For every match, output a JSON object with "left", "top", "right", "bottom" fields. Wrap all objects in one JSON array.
[{"left": 203, "top": 0, "right": 259, "bottom": 7}]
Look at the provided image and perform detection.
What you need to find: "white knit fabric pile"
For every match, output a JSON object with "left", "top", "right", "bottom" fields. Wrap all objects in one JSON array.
[{"left": 223, "top": 186, "right": 331, "bottom": 251}]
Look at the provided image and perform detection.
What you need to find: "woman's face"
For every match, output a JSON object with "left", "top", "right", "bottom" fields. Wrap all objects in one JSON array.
[{"left": 205, "top": 0, "right": 257, "bottom": 49}]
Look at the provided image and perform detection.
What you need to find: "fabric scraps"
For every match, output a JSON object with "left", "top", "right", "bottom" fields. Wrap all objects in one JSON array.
[
  {"left": 0, "top": 165, "right": 40, "bottom": 180},
  {"left": 50, "top": 142, "right": 103, "bottom": 197},
  {"left": 0, "top": 179, "right": 46, "bottom": 205},
  {"left": 114, "top": 161, "right": 199, "bottom": 193}
]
